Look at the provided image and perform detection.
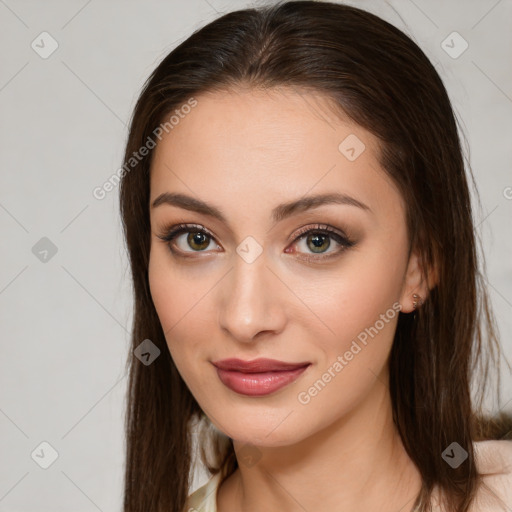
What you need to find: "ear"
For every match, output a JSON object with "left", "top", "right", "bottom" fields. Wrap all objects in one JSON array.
[{"left": 399, "top": 248, "right": 438, "bottom": 313}]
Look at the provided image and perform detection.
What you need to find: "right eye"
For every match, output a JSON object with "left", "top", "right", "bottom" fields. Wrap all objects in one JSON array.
[{"left": 157, "top": 223, "right": 221, "bottom": 256}]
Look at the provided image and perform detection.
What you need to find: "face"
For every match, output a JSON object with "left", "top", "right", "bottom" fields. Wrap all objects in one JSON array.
[{"left": 148, "top": 87, "right": 417, "bottom": 447}]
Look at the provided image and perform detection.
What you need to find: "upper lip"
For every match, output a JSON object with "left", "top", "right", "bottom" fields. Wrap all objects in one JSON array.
[{"left": 211, "top": 358, "right": 311, "bottom": 373}]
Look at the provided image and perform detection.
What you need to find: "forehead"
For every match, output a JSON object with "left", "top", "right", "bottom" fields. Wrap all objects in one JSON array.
[{"left": 149, "top": 87, "right": 402, "bottom": 222}]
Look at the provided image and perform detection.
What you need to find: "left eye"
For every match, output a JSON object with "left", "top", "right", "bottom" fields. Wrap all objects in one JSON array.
[
  {"left": 287, "top": 225, "right": 355, "bottom": 261},
  {"left": 292, "top": 230, "right": 346, "bottom": 256},
  {"left": 157, "top": 223, "right": 355, "bottom": 260}
]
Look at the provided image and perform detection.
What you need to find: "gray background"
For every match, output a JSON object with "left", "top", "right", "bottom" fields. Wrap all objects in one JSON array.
[{"left": 0, "top": 0, "right": 511, "bottom": 510}]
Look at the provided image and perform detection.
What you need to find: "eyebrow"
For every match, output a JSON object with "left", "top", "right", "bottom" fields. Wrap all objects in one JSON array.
[{"left": 151, "top": 191, "right": 371, "bottom": 224}]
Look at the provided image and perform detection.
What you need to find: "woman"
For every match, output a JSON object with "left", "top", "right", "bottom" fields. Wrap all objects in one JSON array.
[{"left": 119, "top": 2, "right": 512, "bottom": 511}]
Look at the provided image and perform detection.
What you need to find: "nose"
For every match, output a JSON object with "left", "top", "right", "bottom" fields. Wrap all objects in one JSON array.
[{"left": 218, "top": 255, "right": 287, "bottom": 344}]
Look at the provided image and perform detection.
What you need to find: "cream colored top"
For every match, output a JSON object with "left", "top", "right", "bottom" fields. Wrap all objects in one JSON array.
[{"left": 184, "top": 440, "right": 512, "bottom": 512}]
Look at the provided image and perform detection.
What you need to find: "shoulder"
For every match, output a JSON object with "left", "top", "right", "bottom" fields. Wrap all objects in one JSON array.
[
  {"left": 472, "top": 439, "right": 512, "bottom": 511},
  {"left": 184, "top": 472, "right": 223, "bottom": 512}
]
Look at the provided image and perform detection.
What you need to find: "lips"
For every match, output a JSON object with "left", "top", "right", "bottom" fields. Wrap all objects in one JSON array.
[
  {"left": 211, "top": 358, "right": 311, "bottom": 396},
  {"left": 211, "top": 358, "right": 311, "bottom": 373}
]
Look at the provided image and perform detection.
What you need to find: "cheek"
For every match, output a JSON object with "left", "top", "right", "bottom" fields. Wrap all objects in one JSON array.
[
  {"left": 289, "top": 240, "right": 406, "bottom": 405},
  {"left": 293, "top": 245, "right": 405, "bottom": 352},
  {"left": 291, "top": 275, "right": 401, "bottom": 428},
  {"left": 147, "top": 249, "right": 216, "bottom": 381},
  {"left": 148, "top": 252, "right": 181, "bottom": 334}
]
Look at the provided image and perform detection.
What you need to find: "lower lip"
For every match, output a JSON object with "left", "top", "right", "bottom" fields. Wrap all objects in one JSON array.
[{"left": 215, "top": 365, "right": 310, "bottom": 396}]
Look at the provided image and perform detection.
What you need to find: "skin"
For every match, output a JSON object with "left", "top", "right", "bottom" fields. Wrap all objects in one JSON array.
[{"left": 148, "top": 86, "right": 435, "bottom": 512}]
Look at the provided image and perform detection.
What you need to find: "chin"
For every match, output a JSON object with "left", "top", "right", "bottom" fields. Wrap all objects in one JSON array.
[{"left": 210, "top": 413, "right": 310, "bottom": 448}]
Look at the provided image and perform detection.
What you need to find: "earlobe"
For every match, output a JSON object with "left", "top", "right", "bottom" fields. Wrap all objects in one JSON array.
[
  {"left": 399, "top": 249, "right": 437, "bottom": 314},
  {"left": 412, "top": 293, "right": 424, "bottom": 310}
]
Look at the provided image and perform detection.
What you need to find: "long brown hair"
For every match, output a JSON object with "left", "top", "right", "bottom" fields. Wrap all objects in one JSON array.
[{"left": 119, "top": 2, "right": 511, "bottom": 511}]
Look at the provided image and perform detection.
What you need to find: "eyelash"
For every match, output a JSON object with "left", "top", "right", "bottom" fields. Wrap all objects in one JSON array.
[{"left": 156, "top": 222, "right": 356, "bottom": 263}]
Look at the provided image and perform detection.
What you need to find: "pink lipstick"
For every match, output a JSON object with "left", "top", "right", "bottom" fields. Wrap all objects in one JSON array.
[{"left": 212, "top": 358, "right": 311, "bottom": 396}]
